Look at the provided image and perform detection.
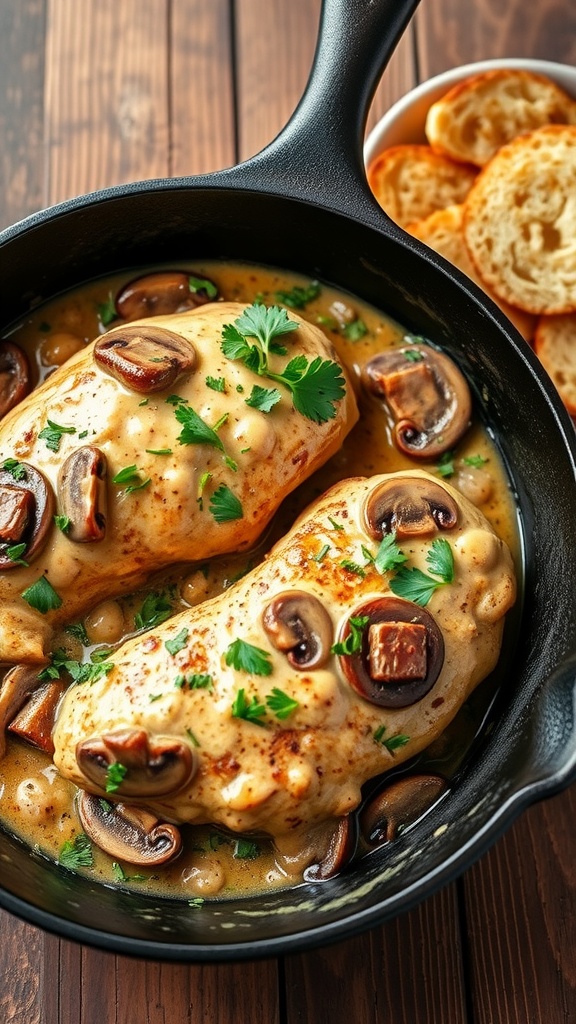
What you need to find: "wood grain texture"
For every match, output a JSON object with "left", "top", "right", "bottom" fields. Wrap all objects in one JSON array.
[
  {"left": 0, "top": 0, "right": 46, "bottom": 228},
  {"left": 0, "top": 910, "right": 43, "bottom": 1024},
  {"left": 284, "top": 885, "right": 466, "bottom": 1024}
]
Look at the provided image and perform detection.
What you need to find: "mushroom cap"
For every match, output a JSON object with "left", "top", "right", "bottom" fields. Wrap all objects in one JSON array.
[
  {"left": 360, "top": 773, "right": 448, "bottom": 844},
  {"left": 0, "top": 463, "right": 56, "bottom": 569},
  {"left": 115, "top": 271, "right": 215, "bottom": 322},
  {"left": 57, "top": 445, "right": 107, "bottom": 543},
  {"left": 0, "top": 342, "right": 31, "bottom": 419},
  {"left": 363, "top": 344, "right": 472, "bottom": 457},
  {"left": 302, "top": 815, "right": 357, "bottom": 881},
  {"left": 76, "top": 728, "right": 196, "bottom": 798},
  {"left": 94, "top": 323, "right": 197, "bottom": 394},
  {"left": 364, "top": 475, "right": 459, "bottom": 540},
  {"left": 262, "top": 590, "right": 333, "bottom": 669},
  {"left": 78, "top": 790, "right": 182, "bottom": 866}
]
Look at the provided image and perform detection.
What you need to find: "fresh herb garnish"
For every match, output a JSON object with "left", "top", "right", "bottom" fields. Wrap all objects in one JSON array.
[
  {"left": 39, "top": 649, "right": 114, "bottom": 684},
  {"left": 134, "top": 591, "right": 173, "bottom": 630},
  {"left": 112, "top": 862, "right": 148, "bottom": 883},
  {"left": 343, "top": 319, "right": 367, "bottom": 341},
  {"left": 188, "top": 897, "right": 205, "bottom": 908},
  {"left": 196, "top": 470, "right": 212, "bottom": 510},
  {"left": 463, "top": 454, "right": 488, "bottom": 468},
  {"left": 233, "top": 839, "right": 261, "bottom": 860},
  {"left": 38, "top": 419, "right": 76, "bottom": 453},
  {"left": 221, "top": 303, "right": 346, "bottom": 424},
  {"left": 327, "top": 516, "right": 344, "bottom": 531},
  {"left": 265, "top": 688, "right": 299, "bottom": 720},
  {"left": 97, "top": 294, "right": 117, "bottom": 326},
  {"left": 2, "top": 458, "right": 26, "bottom": 481},
  {"left": 54, "top": 514, "right": 71, "bottom": 533},
  {"left": 209, "top": 484, "right": 243, "bottom": 524},
  {"left": 245, "top": 384, "right": 282, "bottom": 413},
  {"left": 331, "top": 615, "right": 369, "bottom": 656},
  {"left": 402, "top": 348, "right": 424, "bottom": 362},
  {"left": 313, "top": 543, "right": 330, "bottom": 562},
  {"left": 373, "top": 725, "right": 410, "bottom": 753},
  {"left": 274, "top": 280, "right": 320, "bottom": 309},
  {"left": 174, "top": 404, "right": 224, "bottom": 450},
  {"left": 21, "top": 576, "right": 62, "bottom": 613},
  {"left": 373, "top": 532, "right": 408, "bottom": 575},
  {"left": 340, "top": 559, "right": 366, "bottom": 578},
  {"left": 145, "top": 447, "right": 172, "bottom": 456},
  {"left": 165, "top": 394, "right": 188, "bottom": 406},
  {"left": 231, "top": 688, "right": 267, "bottom": 726},
  {"left": 225, "top": 638, "right": 273, "bottom": 676},
  {"left": 5, "top": 542, "right": 28, "bottom": 566},
  {"left": 65, "top": 621, "right": 89, "bottom": 645},
  {"left": 436, "top": 451, "right": 455, "bottom": 478},
  {"left": 205, "top": 375, "right": 226, "bottom": 392},
  {"left": 174, "top": 672, "right": 213, "bottom": 691},
  {"left": 165, "top": 627, "right": 189, "bottom": 656},
  {"left": 390, "top": 538, "right": 454, "bottom": 607},
  {"left": 59, "top": 833, "right": 93, "bottom": 870},
  {"left": 189, "top": 275, "right": 218, "bottom": 300},
  {"left": 112, "top": 465, "right": 151, "bottom": 493},
  {"left": 186, "top": 728, "right": 201, "bottom": 747},
  {"left": 105, "top": 762, "right": 127, "bottom": 793}
]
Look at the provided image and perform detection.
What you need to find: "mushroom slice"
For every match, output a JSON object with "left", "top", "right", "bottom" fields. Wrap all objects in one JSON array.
[
  {"left": 302, "top": 815, "right": 357, "bottom": 881},
  {"left": 57, "top": 445, "right": 107, "bottom": 542},
  {"left": 364, "top": 476, "right": 459, "bottom": 540},
  {"left": 0, "top": 664, "right": 45, "bottom": 758},
  {"left": 0, "top": 463, "right": 55, "bottom": 568},
  {"left": 337, "top": 597, "right": 444, "bottom": 708},
  {"left": 78, "top": 790, "right": 182, "bottom": 866},
  {"left": 363, "top": 345, "right": 471, "bottom": 457},
  {"left": 76, "top": 727, "right": 196, "bottom": 798},
  {"left": 8, "top": 679, "right": 66, "bottom": 754},
  {"left": 0, "top": 341, "right": 31, "bottom": 418},
  {"left": 94, "top": 324, "right": 196, "bottom": 394},
  {"left": 360, "top": 774, "right": 448, "bottom": 845},
  {"left": 262, "top": 590, "right": 333, "bottom": 669},
  {"left": 115, "top": 271, "right": 215, "bottom": 321}
]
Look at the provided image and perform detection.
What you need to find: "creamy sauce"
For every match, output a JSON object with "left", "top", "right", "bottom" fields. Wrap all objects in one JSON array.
[{"left": 0, "top": 261, "right": 521, "bottom": 898}]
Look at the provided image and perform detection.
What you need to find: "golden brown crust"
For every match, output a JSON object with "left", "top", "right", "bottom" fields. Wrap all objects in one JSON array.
[
  {"left": 367, "top": 145, "right": 476, "bottom": 228},
  {"left": 534, "top": 313, "right": 576, "bottom": 414}
]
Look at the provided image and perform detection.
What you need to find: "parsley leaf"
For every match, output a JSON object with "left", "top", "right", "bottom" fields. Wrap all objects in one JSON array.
[
  {"left": 134, "top": 591, "right": 173, "bottom": 630},
  {"left": 165, "top": 627, "right": 189, "bottom": 656},
  {"left": 274, "top": 280, "right": 320, "bottom": 309},
  {"left": 209, "top": 484, "right": 243, "bottom": 524},
  {"left": 188, "top": 275, "right": 218, "bottom": 300},
  {"left": 105, "top": 762, "right": 127, "bottom": 793},
  {"left": 233, "top": 838, "right": 261, "bottom": 860},
  {"left": 59, "top": 833, "right": 93, "bottom": 870},
  {"left": 373, "top": 532, "right": 408, "bottom": 575},
  {"left": 112, "top": 465, "right": 151, "bottom": 493},
  {"left": 112, "top": 862, "right": 148, "bottom": 883},
  {"left": 401, "top": 347, "right": 424, "bottom": 362},
  {"left": 174, "top": 672, "right": 213, "bottom": 690},
  {"left": 235, "top": 304, "right": 298, "bottom": 354},
  {"left": 226, "top": 638, "right": 273, "bottom": 676},
  {"left": 267, "top": 355, "right": 346, "bottom": 424},
  {"left": 463, "top": 454, "right": 488, "bottom": 468},
  {"left": 231, "top": 688, "right": 267, "bottom": 726},
  {"left": 54, "top": 514, "right": 71, "bottom": 533},
  {"left": 331, "top": 615, "right": 369, "bottom": 656},
  {"left": 373, "top": 725, "right": 410, "bottom": 753},
  {"left": 245, "top": 384, "right": 282, "bottom": 413},
  {"left": 38, "top": 419, "right": 76, "bottom": 453},
  {"left": 426, "top": 537, "right": 454, "bottom": 583},
  {"left": 389, "top": 567, "right": 442, "bottom": 606},
  {"left": 436, "top": 451, "right": 455, "bottom": 478},
  {"left": 97, "top": 294, "right": 116, "bottom": 326},
  {"left": 174, "top": 404, "right": 224, "bottom": 450},
  {"left": 265, "top": 688, "right": 299, "bottom": 720},
  {"left": 21, "top": 576, "right": 62, "bottom": 613},
  {"left": 205, "top": 375, "right": 226, "bottom": 392},
  {"left": 343, "top": 319, "right": 367, "bottom": 341},
  {"left": 340, "top": 559, "right": 366, "bottom": 578},
  {"left": 65, "top": 621, "right": 89, "bottom": 645},
  {"left": 5, "top": 542, "right": 28, "bottom": 566},
  {"left": 2, "top": 458, "right": 26, "bottom": 481}
]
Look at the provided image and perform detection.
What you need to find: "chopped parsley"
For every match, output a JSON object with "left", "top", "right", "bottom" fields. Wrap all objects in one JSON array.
[
  {"left": 390, "top": 538, "right": 454, "bottom": 607},
  {"left": 54, "top": 514, "right": 71, "bottom": 533},
  {"left": 112, "top": 862, "right": 148, "bottom": 883},
  {"left": 21, "top": 576, "right": 62, "bottom": 613},
  {"left": 105, "top": 762, "right": 127, "bottom": 793},
  {"left": 436, "top": 451, "right": 455, "bottom": 478},
  {"left": 174, "top": 404, "right": 224, "bottom": 449},
  {"left": 245, "top": 384, "right": 282, "bottom": 413},
  {"left": 186, "top": 728, "right": 201, "bottom": 747},
  {"left": 59, "top": 833, "right": 93, "bottom": 870},
  {"left": 209, "top": 484, "right": 243, "bottom": 524},
  {"left": 97, "top": 294, "right": 117, "bottom": 326},
  {"left": 340, "top": 559, "right": 366, "bottom": 578},
  {"left": 174, "top": 672, "right": 213, "bottom": 691},
  {"left": 373, "top": 725, "right": 410, "bottom": 753},
  {"left": 342, "top": 318, "right": 367, "bottom": 341},
  {"left": 165, "top": 627, "right": 189, "bottom": 656},
  {"left": 265, "top": 688, "right": 299, "bottom": 720},
  {"left": 225, "top": 638, "right": 273, "bottom": 676},
  {"left": 373, "top": 532, "right": 408, "bottom": 575},
  {"left": 112, "top": 465, "right": 151, "bottom": 493},
  {"left": 38, "top": 419, "right": 76, "bottom": 453},
  {"left": 65, "top": 621, "right": 89, "bottom": 645},
  {"left": 134, "top": 590, "right": 173, "bottom": 630},
  {"left": 145, "top": 447, "right": 172, "bottom": 456},
  {"left": 327, "top": 516, "right": 344, "bottom": 531},
  {"left": 274, "top": 280, "right": 320, "bottom": 309},
  {"left": 188, "top": 897, "right": 205, "bottom": 908},
  {"left": 463, "top": 454, "right": 488, "bottom": 468},
  {"left": 233, "top": 839, "right": 261, "bottom": 860},
  {"left": 39, "top": 649, "right": 114, "bottom": 684},
  {"left": 231, "top": 688, "right": 267, "bottom": 727},
  {"left": 221, "top": 303, "right": 346, "bottom": 424},
  {"left": 313, "top": 543, "right": 330, "bottom": 562},
  {"left": 5, "top": 542, "right": 28, "bottom": 566},
  {"left": 188, "top": 275, "right": 218, "bottom": 300},
  {"left": 2, "top": 458, "right": 26, "bottom": 481},
  {"left": 402, "top": 348, "right": 424, "bottom": 362},
  {"left": 205, "top": 375, "right": 226, "bottom": 392},
  {"left": 331, "top": 615, "right": 369, "bottom": 656}
]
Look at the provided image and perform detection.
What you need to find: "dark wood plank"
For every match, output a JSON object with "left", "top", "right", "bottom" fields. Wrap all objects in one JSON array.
[
  {"left": 0, "top": 910, "right": 43, "bottom": 1024},
  {"left": 44, "top": 0, "right": 170, "bottom": 205},
  {"left": 284, "top": 884, "right": 467, "bottom": 1024},
  {"left": 171, "top": 0, "right": 236, "bottom": 175},
  {"left": 0, "top": 0, "right": 46, "bottom": 227}
]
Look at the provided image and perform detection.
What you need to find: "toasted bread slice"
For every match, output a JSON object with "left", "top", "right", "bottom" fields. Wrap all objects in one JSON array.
[
  {"left": 463, "top": 125, "right": 576, "bottom": 315},
  {"left": 367, "top": 145, "right": 476, "bottom": 228},
  {"left": 425, "top": 69, "right": 576, "bottom": 167},
  {"left": 534, "top": 313, "right": 576, "bottom": 414},
  {"left": 409, "top": 205, "right": 535, "bottom": 340}
]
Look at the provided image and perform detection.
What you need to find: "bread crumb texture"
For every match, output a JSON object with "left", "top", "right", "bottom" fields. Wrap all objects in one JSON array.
[
  {"left": 535, "top": 313, "right": 576, "bottom": 414},
  {"left": 367, "top": 145, "right": 476, "bottom": 228}
]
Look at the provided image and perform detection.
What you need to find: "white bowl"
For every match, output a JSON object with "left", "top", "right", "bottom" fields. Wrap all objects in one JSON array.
[{"left": 364, "top": 58, "right": 576, "bottom": 166}]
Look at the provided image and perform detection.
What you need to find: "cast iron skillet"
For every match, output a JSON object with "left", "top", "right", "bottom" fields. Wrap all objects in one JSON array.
[{"left": 0, "top": 0, "right": 575, "bottom": 961}]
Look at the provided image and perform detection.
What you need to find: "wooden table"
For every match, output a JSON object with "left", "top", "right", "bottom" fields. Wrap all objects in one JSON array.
[{"left": 1, "top": 1, "right": 575, "bottom": 1021}]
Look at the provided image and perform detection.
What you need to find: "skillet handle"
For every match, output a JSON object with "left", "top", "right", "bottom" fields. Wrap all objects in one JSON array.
[
  {"left": 225, "top": 0, "right": 420, "bottom": 222},
  {"left": 516, "top": 653, "right": 576, "bottom": 799}
]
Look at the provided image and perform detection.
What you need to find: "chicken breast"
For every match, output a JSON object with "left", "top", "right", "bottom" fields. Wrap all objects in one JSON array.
[
  {"left": 0, "top": 302, "right": 357, "bottom": 665},
  {"left": 52, "top": 470, "right": 516, "bottom": 841}
]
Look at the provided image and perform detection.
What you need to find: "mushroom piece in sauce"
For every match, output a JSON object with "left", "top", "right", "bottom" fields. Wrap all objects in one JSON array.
[
  {"left": 262, "top": 590, "right": 333, "bottom": 669},
  {"left": 0, "top": 664, "right": 45, "bottom": 758},
  {"left": 363, "top": 345, "right": 472, "bottom": 457},
  {"left": 0, "top": 342, "right": 31, "bottom": 419},
  {"left": 76, "top": 728, "right": 196, "bottom": 798},
  {"left": 300, "top": 816, "right": 357, "bottom": 881},
  {"left": 0, "top": 463, "right": 56, "bottom": 569},
  {"left": 364, "top": 476, "right": 459, "bottom": 540},
  {"left": 360, "top": 773, "right": 448, "bottom": 845},
  {"left": 78, "top": 790, "right": 182, "bottom": 866},
  {"left": 7, "top": 679, "right": 66, "bottom": 754},
  {"left": 337, "top": 597, "right": 445, "bottom": 708},
  {"left": 57, "top": 445, "right": 107, "bottom": 543},
  {"left": 115, "top": 270, "right": 216, "bottom": 322},
  {"left": 94, "top": 324, "right": 197, "bottom": 394}
]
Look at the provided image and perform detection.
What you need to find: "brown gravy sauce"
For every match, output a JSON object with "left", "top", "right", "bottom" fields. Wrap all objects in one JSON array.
[{"left": 0, "top": 261, "right": 521, "bottom": 899}]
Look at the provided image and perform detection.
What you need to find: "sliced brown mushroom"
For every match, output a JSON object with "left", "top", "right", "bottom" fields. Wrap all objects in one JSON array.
[
  {"left": 360, "top": 774, "right": 448, "bottom": 845},
  {"left": 363, "top": 345, "right": 472, "bottom": 457},
  {"left": 94, "top": 324, "right": 196, "bottom": 394},
  {"left": 0, "top": 664, "right": 45, "bottom": 758},
  {"left": 337, "top": 597, "right": 444, "bottom": 708},
  {"left": 364, "top": 476, "right": 459, "bottom": 540},
  {"left": 8, "top": 679, "right": 66, "bottom": 754},
  {"left": 262, "top": 590, "right": 333, "bottom": 669},
  {"left": 57, "top": 446, "right": 107, "bottom": 542},
  {"left": 78, "top": 790, "right": 182, "bottom": 866},
  {"left": 0, "top": 463, "right": 55, "bottom": 568},
  {"left": 76, "top": 727, "right": 196, "bottom": 798},
  {"left": 302, "top": 815, "right": 357, "bottom": 881},
  {"left": 115, "top": 271, "right": 215, "bottom": 321},
  {"left": 0, "top": 341, "right": 31, "bottom": 418}
]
